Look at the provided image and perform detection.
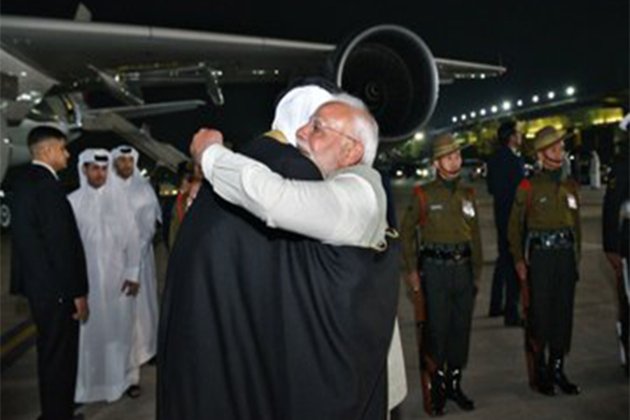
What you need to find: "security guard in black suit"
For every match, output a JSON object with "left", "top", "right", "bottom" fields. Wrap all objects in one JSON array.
[
  {"left": 603, "top": 115, "right": 630, "bottom": 375},
  {"left": 11, "top": 126, "right": 89, "bottom": 420},
  {"left": 486, "top": 121, "right": 525, "bottom": 325}
]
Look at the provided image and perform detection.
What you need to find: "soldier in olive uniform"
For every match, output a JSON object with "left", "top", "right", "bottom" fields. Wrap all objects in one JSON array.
[
  {"left": 401, "top": 134, "right": 482, "bottom": 415},
  {"left": 508, "top": 125, "right": 581, "bottom": 396}
]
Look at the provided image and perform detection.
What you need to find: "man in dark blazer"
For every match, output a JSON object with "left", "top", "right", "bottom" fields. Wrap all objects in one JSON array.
[
  {"left": 10, "top": 126, "right": 89, "bottom": 420},
  {"left": 486, "top": 121, "right": 525, "bottom": 326}
]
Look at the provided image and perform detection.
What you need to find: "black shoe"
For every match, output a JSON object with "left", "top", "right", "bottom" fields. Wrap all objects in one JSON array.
[
  {"left": 504, "top": 316, "right": 524, "bottom": 328},
  {"left": 550, "top": 357, "right": 581, "bottom": 395},
  {"left": 430, "top": 370, "right": 447, "bottom": 416},
  {"left": 126, "top": 384, "right": 141, "bottom": 398},
  {"left": 446, "top": 369, "right": 475, "bottom": 411},
  {"left": 488, "top": 307, "right": 504, "bottom": 317}
]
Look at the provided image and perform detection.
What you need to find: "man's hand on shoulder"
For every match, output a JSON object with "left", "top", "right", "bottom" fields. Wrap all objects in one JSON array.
[{"left": 190, "top": 129, "right": 224, "bottom": 164}]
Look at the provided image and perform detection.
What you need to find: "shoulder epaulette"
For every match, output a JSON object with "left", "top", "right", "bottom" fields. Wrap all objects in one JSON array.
[{"left": 518, "top": 178, "right": 532, "bottom": 191}]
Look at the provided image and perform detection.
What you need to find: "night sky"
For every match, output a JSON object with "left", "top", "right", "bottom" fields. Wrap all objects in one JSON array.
[{"left": 2, "top": 0, "right": 628, "bottom": 147}]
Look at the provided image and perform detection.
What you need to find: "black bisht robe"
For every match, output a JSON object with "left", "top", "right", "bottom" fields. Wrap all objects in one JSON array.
[{"left": 157, "top": 135, "right": 399, "bottom": 420}]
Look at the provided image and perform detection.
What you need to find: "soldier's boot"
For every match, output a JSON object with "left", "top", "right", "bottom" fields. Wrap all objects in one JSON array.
[
  {"left": 430, "top": 370, "right": 447, "bottom": 416},
  {"left": 550, "top": 357, "right": 581, "bottom": 395},
  {"left": 445, "top": 368, "right": 475, "bottom": 411},
  {"left": 534, "top": 352, "right": 555, "bottom": 396}
]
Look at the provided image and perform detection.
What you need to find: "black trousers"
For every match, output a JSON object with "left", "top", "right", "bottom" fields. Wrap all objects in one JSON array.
[
  {"left": 528, "top": 248, "right": 578, "bottom": 355},
  {"left": 489, "top": 213, "right": 520, "bottom": 321},
  {"left": 29, "top": 297, "right": 79, "bottom": 420},
  {"left": 422, "top": 260, "right": 474, "bottom": 369}
]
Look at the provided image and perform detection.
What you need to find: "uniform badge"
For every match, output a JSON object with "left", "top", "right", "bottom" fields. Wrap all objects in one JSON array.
[
  {"left": 567, "top": 194, "right": 578, "bottom": 210},
  {"left": 430, "top": 204, "right": 443, "bottom": 211},
  {"left": 462, "top": 200, "right": 475, "bottom": 218}
]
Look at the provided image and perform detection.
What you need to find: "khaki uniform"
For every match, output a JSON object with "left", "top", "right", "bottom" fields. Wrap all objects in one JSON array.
[
  {"left": 401, "top": 177, "right": 482, "bottom": 368},
  {"left": 508, "top": 169, "right": 581, "bottom": 355}
]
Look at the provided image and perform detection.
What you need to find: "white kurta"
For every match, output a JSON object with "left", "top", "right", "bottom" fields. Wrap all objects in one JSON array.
[
  {"left": 69, "top": 184, "right": 142, "bottom": 403},
  {"left": 112, "top": 169, "right": 161, "bottom": 365}
]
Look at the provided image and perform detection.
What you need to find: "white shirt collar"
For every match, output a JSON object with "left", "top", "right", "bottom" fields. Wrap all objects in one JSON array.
[{"left": 32, "top": 160, "right": 59, "bottom": 180}]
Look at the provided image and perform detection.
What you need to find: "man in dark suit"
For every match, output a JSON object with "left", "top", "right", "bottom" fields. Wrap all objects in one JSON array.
[
  {"left": 10, "top": 126, "right": 89, "bottom": 420},
  {"left": 486, "top": 121, "right": 525, "bottom": 326}
]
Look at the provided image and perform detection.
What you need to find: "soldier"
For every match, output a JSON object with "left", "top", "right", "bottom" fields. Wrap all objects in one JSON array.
[
  {"left": 401, "top": 134, "right": 482, "bottom": 416},
  {"left": 508, "top": 125, "right": 581, "bottom": 396}
]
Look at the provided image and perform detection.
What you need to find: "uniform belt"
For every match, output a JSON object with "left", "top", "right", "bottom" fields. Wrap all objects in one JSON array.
[
  {"left": 528, "top": 228, "right": 575, "bottom": 250},
  {"left": 421, "top": 247, "right": 471, "bottom": 264}
]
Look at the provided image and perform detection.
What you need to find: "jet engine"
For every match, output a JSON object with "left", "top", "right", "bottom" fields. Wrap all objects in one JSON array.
[{"left": 333, "top": 25, "right": 439, "bottom": 143}]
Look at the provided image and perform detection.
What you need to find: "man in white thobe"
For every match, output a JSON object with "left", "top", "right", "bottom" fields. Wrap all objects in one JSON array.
[
  {"left": 69, "top": 149, "right": 142, "bottom": 403},
  {"left": 111, "top": 145, "right": 162, "bottom": 369}
]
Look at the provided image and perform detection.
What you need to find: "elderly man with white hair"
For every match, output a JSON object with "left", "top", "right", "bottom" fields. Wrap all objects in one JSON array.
[
  {"left": 159, "top": 89, "right": 400, "bottom": 420},
  {"left": 69, "top": 149, "right": 142, "bottom": 403}
]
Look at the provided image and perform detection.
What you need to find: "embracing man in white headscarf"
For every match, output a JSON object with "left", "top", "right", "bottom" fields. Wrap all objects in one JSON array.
[
  {"left": 110, "top": 146, "right": 162, "bottom": 378},
  {"left": 69, "top": 149, "right": 142, "bottom": 403}
]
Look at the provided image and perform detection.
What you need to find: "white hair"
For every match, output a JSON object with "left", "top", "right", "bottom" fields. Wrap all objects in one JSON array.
[{"left": 329, "top": 93, "right": 379, "bottom": 166}]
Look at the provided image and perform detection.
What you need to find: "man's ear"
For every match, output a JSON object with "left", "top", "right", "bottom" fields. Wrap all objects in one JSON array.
[{"left": 343, "top": 141, "right": 364, "bottom": 167}]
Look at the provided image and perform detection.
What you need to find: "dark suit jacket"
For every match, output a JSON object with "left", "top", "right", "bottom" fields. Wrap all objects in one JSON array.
[
  {"left": 10, "top": 163, "right": 88, "bottom": 300},
  {"left": 486, "top": 145, "right": 525, "bottom": 230}
]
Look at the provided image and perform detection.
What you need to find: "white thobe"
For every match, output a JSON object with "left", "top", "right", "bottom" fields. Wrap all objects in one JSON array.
[
  {"left": 112, "top": 173, "right": 162, "bottom": 365},
  {"left": 69, "top": 184, "right": 141, "bottom": 403},
  {"left": 201, "top": 144, "right": 408, "bottom": 409}
]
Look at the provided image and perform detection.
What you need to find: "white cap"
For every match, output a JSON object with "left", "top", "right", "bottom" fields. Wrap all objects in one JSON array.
[{"left": 271, "top": 85, "right": 334, "bottom": 146}]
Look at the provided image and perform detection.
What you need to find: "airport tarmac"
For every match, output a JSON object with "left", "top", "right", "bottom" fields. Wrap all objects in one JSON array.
[{"left": 1, "top": 180, "right": 628, "bottom": 420}]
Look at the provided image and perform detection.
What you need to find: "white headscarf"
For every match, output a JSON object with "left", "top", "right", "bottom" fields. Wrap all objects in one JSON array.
[
  {"left": 77, "top": 148, "right": 111, "bottom": 188},
  {"left": 111, "top": 145, "right": 141, "bottom": 179},
  {"left": 271, "top": 85, "right": 334, "bottom": 147}
]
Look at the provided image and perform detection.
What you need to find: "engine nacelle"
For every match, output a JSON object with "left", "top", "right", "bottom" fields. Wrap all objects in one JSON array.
[{"left": 333, "top": 25, "right": 439, "bottom": 144}]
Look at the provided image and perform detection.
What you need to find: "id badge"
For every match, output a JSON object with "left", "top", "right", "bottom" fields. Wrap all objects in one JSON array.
[
  {"left": 462, "top": 200, "right": 475, "bottom": 218},
  {"left": 567, "top": 194, "right": 578, "bottom": 210}
]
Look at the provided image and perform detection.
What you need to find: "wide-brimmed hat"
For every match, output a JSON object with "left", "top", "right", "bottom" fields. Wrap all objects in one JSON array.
[
  {"left": 432, "top": 134, "right": 465, "bottom": 160},
  {"left": 533, "top": 126, "right": 571, "bottom": 152}
]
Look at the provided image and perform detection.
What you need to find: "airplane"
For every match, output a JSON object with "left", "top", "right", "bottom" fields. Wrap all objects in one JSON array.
[{"left": 0, "top": 11, "right": 507, "bottom": 185}]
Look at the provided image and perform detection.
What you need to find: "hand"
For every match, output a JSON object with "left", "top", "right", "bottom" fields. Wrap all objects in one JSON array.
[
  {"left": 190, "top": 129, "right": 224, "bottom": 164},
  {"left": 515, "top": 260, "right": 528, "bottom": 283},
  {"left": 520, "top": 284, "right": 530, "bottom": 315},
  {"left": 606, "top": 252, "right": 623, "bottom": 277},
  {"left": 122, "top": 280, "right": 140, "bottom": 297},
  {"left": 73, "top": 296, "right": 89, "bottom": 323},
  {"left": 406, "top": 270, "right": 421, "bottom": 293}
]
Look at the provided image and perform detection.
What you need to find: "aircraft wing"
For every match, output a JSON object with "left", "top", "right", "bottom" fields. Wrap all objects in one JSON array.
[
  {"left": 1, "top": 15, "right": 507, "bottom": 143},
  {"left": 1, "top": 15, "right": 505, "bottom": 87},
  {"left": 0, "top": 16, "right": 333, "bottom": 85}
]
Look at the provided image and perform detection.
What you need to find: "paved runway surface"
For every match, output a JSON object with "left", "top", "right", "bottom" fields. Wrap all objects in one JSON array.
[{"left": 1, "top": 179, "right": 628, "bottom": 420}]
